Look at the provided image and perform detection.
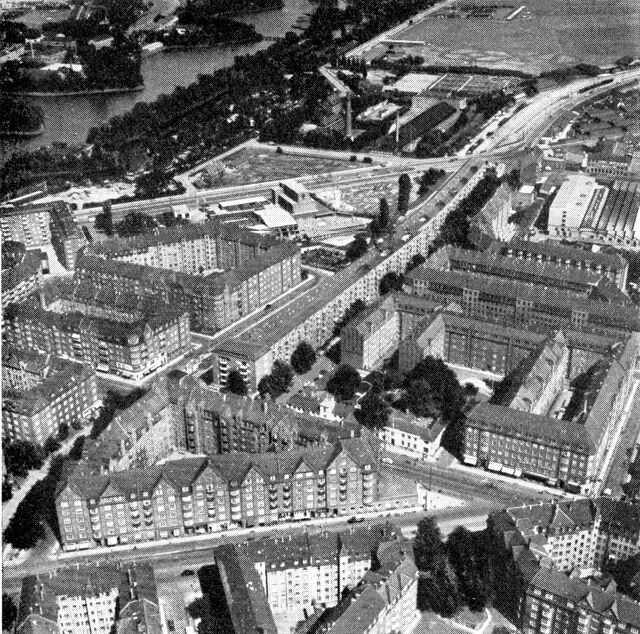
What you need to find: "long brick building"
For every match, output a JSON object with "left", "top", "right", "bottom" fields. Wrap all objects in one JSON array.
[
  {"left": 4, "top": 288, "right": 190, "bottom": 382},
  {"left": 55, "top": 438, "right": 384, "bottom": 550},
  {"left": 461, "top": 331, "right": 640, "bottom": 490},
  {"left": 79, "top": 222, "right": 301, "bottom": 333}
]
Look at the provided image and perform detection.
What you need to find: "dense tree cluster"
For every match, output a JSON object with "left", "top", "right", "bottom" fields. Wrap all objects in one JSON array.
[
  {"left": 115, "top": 211, "right": 158, "bottom": 237},
  {"left": 326, "top": 364, "right": 361, "bottom": 402},
  {"left": 435, "top": 169, "right": 501, "bottom": 248},
  {"left": 417, "top": 168, "right": 446, "bottom": 197},
  {"left": 346, "top": 235, "right": 369, "bottom": 262},
  {"left": 379, "top": 271, "right": 405, "bottom": 295},
  {"left": 414, "top": 518, "right": 494, "bottom": 616},
  {"left": 0, "top": 94, "right": 44, "bottom": 134},
  {"left": 2, "top": 593, "right": 17, "bottom": 632},
  {"left": 258, "top": 360, "right": 295, "bottom": 398},
  {"left": 3, "top": 440, "right": 45, "bottom": 479},
  {"left": 356, "top": 387, "right": 389, "bottom": 429}
]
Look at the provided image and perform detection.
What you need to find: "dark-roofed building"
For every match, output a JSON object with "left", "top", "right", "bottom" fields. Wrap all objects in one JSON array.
[
  {"left": 237, "top": 523, "right": 405, "bottom": 622},
  {"left": 79, "top": 220, "right": 301, "bottom": 334},
  {"left": 301, "top": 541, "right": 419, "bottom": 634},
  {"left": 214, "top": 544, "right": 278, "bottom": 634},
  {"left": 488, "top": 499, "right": 640, "bottom": 634},
  {"left": 4, "top": 288, "right": 191, "bottom": 382},
  {"left": 406, "top": 265, "right": 640, "bottom": 338},
  {"left": 462, "top": 332, "right": 640, "bottom": 489},
  {"left": 487, "top": 239, "right": 629, "bottom": 290},
  {"left": 55, "top": 437, "right": 385, "bottom": 550},
  {"left": 2, "top": 347, "right": 100, "bottom": 444},
  {"left": 16, "top": 563, "right": 161, "bottom": 634}
]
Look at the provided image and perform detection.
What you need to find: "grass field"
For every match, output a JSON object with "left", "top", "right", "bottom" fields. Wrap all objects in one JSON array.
[{"left": 363, "top": 0, "right": 640, "bottom": 74}]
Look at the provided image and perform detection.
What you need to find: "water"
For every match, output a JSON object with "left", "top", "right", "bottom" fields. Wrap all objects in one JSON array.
[{"left": 12, "top": 0, "right": 315, "bottom": 152}]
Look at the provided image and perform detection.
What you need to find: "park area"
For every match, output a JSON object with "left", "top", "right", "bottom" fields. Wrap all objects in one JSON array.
[{"left": 363, "top": 0, "right": 640, "bottom": 74}]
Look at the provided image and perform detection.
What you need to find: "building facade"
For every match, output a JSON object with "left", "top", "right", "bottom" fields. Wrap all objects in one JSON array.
[
  {"left": 377, "top": 410, "right": 444, "bottom": 461},
  {"left": 486, "top": 239, "right": 629, "bottom": 290},
  {"left": 1, "top": 249, "right": 44, "bottom": 309},
  {"left": 2, "top": 348, "right": 100, "bottom": 444},
  {"left": 55, "top": 438, "right": 381, "bottom": 550},
  {"left": 77, "top": 221, "right": 301, "bottom": 333},
  {"left": 340, "top": 296, "right": 400, "bottom": 371},
  {"left": 4, "top": 296, "right": 190, "bottom": 381},
  {"left": 16, "top": 564, "right": 161, "bottom": 634}
]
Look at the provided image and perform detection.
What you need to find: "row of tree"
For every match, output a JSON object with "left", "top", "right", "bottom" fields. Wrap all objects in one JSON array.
[{"left": 414, "top": 517, "right": 494, "bottom": 616}]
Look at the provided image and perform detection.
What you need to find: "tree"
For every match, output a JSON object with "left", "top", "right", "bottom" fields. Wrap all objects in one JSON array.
[
  {"left": 291, "top": 341, "right": 317, "bottom": 375},
  {"left": 68, "top": 435, "right": 85, "bottom": 461},
  {"left": 2, "top": 479, "right": 12, "bottom": 502},
  {"left": 378, "top": 197, "right": 390, "bottom": 229},
  {"left": 447, "top": 527, "right": 492, "bottom": 611},
  {"left": 58, "top": 423, "right": 70, "bottom": 441},
  {"left": 226, "top": 370, "right": 248, "bottom": 396},
  {"left": 346, "top": 235, "right": 368, "bottom": 262},
  {"left": 326, "top": 364, "right": 361, "bottom": 402},
  {"left": 406, "top": 253, "right": 426, "bottom": 273},
  {"left": 414, "top": 516, "right": 445, "bottom": 571},
  {"left": 379, "top": 271, "right": 404, "bottom": 295},
  {"left": 116, "top": 211, "right": 157, "bottom": 238},
  {"left": 405, "top": 379, "right": 441, "bottom": 418},
  {"left": 397, "top": 173, "right": 412, "bottom": 215},
  {"left": 357, "top": 390, "right": 389, "bottom": 429},
  {"left": 269, "top": 360, "right": 294, "bottom": 397},
  {"left": 3, "top": 440, "right": 44, "bottom": 479},
  {"left": 257, "top": 376, "right": 273, "bottom": 398},
  {"left": 333, "top": 299, "right": 366, "bottom": 336},
  {"left": 95, "top": 200, "right": 114, "bottom": 235},
  {"left": 3, "top": 488, "right": 48, "bottom": 549},
  {"left": 2, "top": 593, "right": 17, "bottom": 632},
  {"left": 44, "top": 437, "right": 61, "bottom": 454}
]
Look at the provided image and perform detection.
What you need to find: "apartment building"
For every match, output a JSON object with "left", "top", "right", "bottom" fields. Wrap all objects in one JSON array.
[
  {"left": 209, "top": 162, "right": 497, "bottom": 390},
  {"left": 1, "top": 249, "right": 44, "bottom": 309},
  {"left": 469, "top": 183, "right": 516, "bottom": 246},
  {"left": 82, "top": 220, "right": 301, "bottom": 322},
  {"left": 499, "top": 498, "right": 640, "bottom": 572},
  {"left": 4, "top": 295, "right": 190, "bottom": 381},
  {"left": 488, "top": 500, "right": 640, "bottom": 634},
  {"left": 55, "top": 438, "right": 381, "bottom": 550},
  {"left": 487, "top": 239, "right": 629, "bottom": 290},
  {"left": 0, "top": 201, "right": 86, "bottom": 270},
  {"left": 406, "top": 266, "right": 640, "bottom": 338},
  {"left": 427, "top": 245, "right": 626, "bottom": 297},
  {"left": 377, "top": 410, "right": 444, "bottom": 461},
  {"left": 238, "top": 523, "right": 404, "bottom": 621},
  {"left": 586, "top": 152, "right": 632, "bottom": 178},
  {"left": 49, "top": 202, "right": 87, "bottom": 270},
  {"left": 305, "top": 544, "right": 420, "bottom": 634},
  {"left": 462, "top": 332, "right": 640, "bottom": 489},
  {"left": 2, "top": 348, "right": 100, "bottom": 444},
  {"left": 80, "top": 372, "right": 362, "bottom": 472},
  {"left": 16, "top": 564, "right": 161, "bottom": 634},
  {"left": 340, "top": 295, "right": 400, "bottom": 371},
  {"left": 0, "top": 203, "right": 52, "bottom": 248}
]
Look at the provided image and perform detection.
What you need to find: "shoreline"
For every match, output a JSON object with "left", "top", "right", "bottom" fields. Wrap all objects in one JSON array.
[
  {"left": 9, "top": 85, "right": 144, "bottom": 98},
  {"left": 0, "top": 124, "right": 45, "bottom": 138},
  {"left": 163, "top": 37, "right": 262, "bottom": 50}
]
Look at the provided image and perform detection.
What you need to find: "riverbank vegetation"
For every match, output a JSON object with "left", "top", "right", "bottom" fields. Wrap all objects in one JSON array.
[
  {"left": 0, "top": 94, "right": 44, "bottom": 136},
  {"left": 1, "top": 0, "right": 444, "bottom": 197}
]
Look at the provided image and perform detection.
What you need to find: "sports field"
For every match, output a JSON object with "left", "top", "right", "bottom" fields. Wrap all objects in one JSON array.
[{"left": 363, "top": 0, "right": 640, "bottom": 74}]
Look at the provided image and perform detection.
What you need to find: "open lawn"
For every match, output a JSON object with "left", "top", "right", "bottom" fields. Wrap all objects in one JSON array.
[{"left": 363, "top": 0, "right": 640, "bottom": 74}]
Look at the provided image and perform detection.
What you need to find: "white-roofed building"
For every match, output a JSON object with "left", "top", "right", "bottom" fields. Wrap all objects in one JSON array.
[{"left": 548, "top": 174, "right": 605, "bottom": 239}]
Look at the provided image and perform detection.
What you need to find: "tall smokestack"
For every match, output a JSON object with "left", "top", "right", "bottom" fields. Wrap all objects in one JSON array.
[{"left": 345, "top": 93, "right": 352, "bottom": 138}]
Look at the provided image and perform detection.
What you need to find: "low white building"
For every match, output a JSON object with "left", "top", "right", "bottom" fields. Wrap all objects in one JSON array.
[{"left": 378, "top": 410, "right": 445, "bottom": 460}]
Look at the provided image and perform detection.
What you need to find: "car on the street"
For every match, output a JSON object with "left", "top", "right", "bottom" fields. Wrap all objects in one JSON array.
[
  {"left": 347, "top": 516, "right": 364, "bottom": 524},
  {"left": 181, "top": 569, "right": 195, "bottom": 576}
]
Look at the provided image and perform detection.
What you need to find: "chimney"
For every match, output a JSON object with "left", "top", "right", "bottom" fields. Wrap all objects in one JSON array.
[{"left": 345, "top": 92, "right": 352, "bottom": 138}]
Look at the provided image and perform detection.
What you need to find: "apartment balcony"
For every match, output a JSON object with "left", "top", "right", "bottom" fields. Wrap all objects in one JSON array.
[
  {"left": 144, "top": 519, "right": 153, "bottom": 527},
  {"left": 207, "top": 508, "right": 216, "bottom": 517},
  {"left": 130, "top": 510, "right": 140, "bottom": 519},
  {"left": 90, "top": 516, "right": 100, "bottom": 526},
  {"left": 143, "top": 508, "right": 153, "bottom": 518},
  {"left": 132, "top": 519, "right": 141, "bottom": 528},
  {"left": 181, "top": 496, "right": 192, "bottom": 503},
  {"left": 142, "top": 500, "right": 151, "bottom": 508},
  {"left": 231, "top": 511, "right": 242, "bottom": 521},
  {"left": 363, "top": 472, "right": 375, "bottom": 482}
]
